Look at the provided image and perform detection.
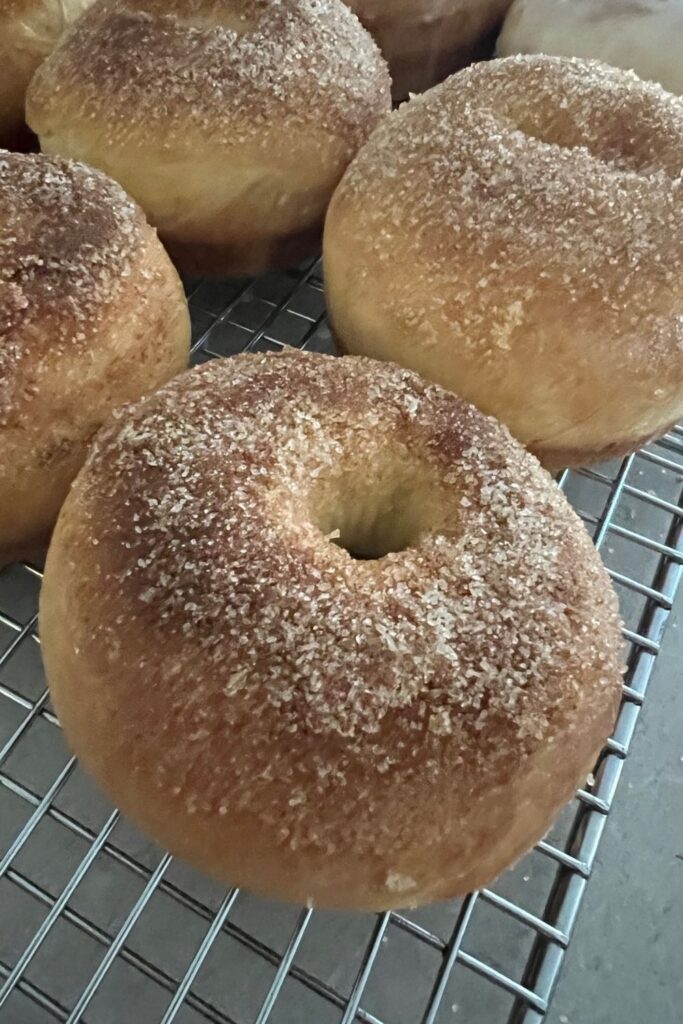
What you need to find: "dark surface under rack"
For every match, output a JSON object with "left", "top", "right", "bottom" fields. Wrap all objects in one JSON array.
[{"left": 0, "top": 259, "right": 682, "bottom": 1024}]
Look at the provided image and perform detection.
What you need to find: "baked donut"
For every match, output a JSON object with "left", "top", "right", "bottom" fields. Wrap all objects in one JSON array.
[
  {"left": 0, "top": 150, "right": 190, "bottom": 565},
  {"left": 0, "top": 0, "right": 93, "bottom": 149},
  {"left": 347, "top": 0, "right": 514, "bottom": 98},
  {"left": 26, "top": 0, "right": 391, "bottom": 278},
  {"left": 324, "top": 55, "right": 683, "bottom": 470},
  {"left": 498, "top": 0, "right": 683, "bottom": 96},
  {"left": 40, "top": 350, "right": 623, "bottom": 910}
]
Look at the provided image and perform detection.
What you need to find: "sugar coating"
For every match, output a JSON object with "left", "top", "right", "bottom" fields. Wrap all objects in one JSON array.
[
  {"left": 0, "top": 150, "right": 144, "bottom": 424},
  {"left": 28, "top": 0, "right": 391, "bottom": 151},
  {"left": 330, "top": 55, "right": 683, "bottom": 374},
  {"left": 67, "top": 351, "right": 624, "bottom": 846}
]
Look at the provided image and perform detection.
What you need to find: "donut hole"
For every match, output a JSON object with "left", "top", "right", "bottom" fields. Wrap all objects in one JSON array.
[
  {"left": 311, "top": 462, "right": 447, "bottom": 561},
  {"left": 507, "top": 109, "right": 656, "bottom": 175}
]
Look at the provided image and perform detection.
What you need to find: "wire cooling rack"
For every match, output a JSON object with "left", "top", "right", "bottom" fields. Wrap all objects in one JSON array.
[{"left": 0, "top": 257, "right": 682, "bottom": 1024}]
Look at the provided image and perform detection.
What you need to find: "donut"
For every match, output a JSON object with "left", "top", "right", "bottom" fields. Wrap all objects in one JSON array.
[
  {"left": 498, "top": 0, "right": 683, "bottom": 96},
  {"left": 323, "top": 55, "right": 683, "bottom": 470},
  {"left": 26, "top": 0, "right": 391, "bottom": 278},
  {"left": 347, "top": 0, "right": 514, "bottom": 98},
  {"left": 40, "top": 350, "right": 623, "bottom": 910},
  {"left": 0, "top": 150, "right": 190, "bottom": 565},
  {"left": 0, "top": 0, "right": 93, "bottom": 149}
]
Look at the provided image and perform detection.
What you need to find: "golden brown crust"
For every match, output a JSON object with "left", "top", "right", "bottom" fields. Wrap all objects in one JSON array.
[
  {"left": 26, "top": 0, "right": 391, "bottom": 275},
  {"left": 41, "top": 350, "right": 623, "bottom": 909},
  {"left": 29, "top": 0, "right": 389, "bottom": 149},
  {"left": 0, "top": 150, "right": 191, "bottom": 561},
  {"left": 347, "top": 0, "right": 514, "bottom": 97},
  {"left": 334, "top": 333, "right": 679, "bottom": 471},
  {"left": 0, "top": 149, "right": 146, "bottom": 421},
  {"left": 324, "top": 55, "right": 683, "bottom": 469}
]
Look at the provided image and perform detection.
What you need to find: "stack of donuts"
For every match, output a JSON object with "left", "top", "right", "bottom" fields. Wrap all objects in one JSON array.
[{"left": 2, "top": 0, "right": 681, "bottom": 911}]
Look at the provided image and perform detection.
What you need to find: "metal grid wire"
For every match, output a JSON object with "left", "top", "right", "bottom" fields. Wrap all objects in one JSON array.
[{"left": 0, "top": 257, "right": 682, "bottom": 1024}]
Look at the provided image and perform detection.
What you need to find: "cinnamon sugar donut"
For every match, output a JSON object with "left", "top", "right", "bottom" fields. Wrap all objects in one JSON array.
[
  {"left": 40, "top": 351, "right": 623, "bottom": 910},
  {"left": 347, "top": 0, "right": 514, "bottom": 98},
  {"left": 0, "top": 150, "right": 190, "bottom": 565},
  {"left": 324, "top": 55, "right": 683, "bottom": 470},
  {"left": 498, "top": 0, "right": 683, "bottom": 97},
  {"left": 0, "top": 0, "right": 94, "bottom": 149},
  {"left": 26, "top": 0, "right": 391, "bottom": 277}
]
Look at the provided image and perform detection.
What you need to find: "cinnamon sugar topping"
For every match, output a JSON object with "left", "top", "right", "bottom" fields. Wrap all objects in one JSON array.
[
  {"left": 28, "top": 0, "right": 391, "bottom": 151},
  {"left": 69, "top": 352, "right": 624, "bottom": 843},
  {"left": 0, "top": 150, "right": 144, "bottom": 422},
  {"left": 331, "top": 55, "right": 683, "bottom": 373}
]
